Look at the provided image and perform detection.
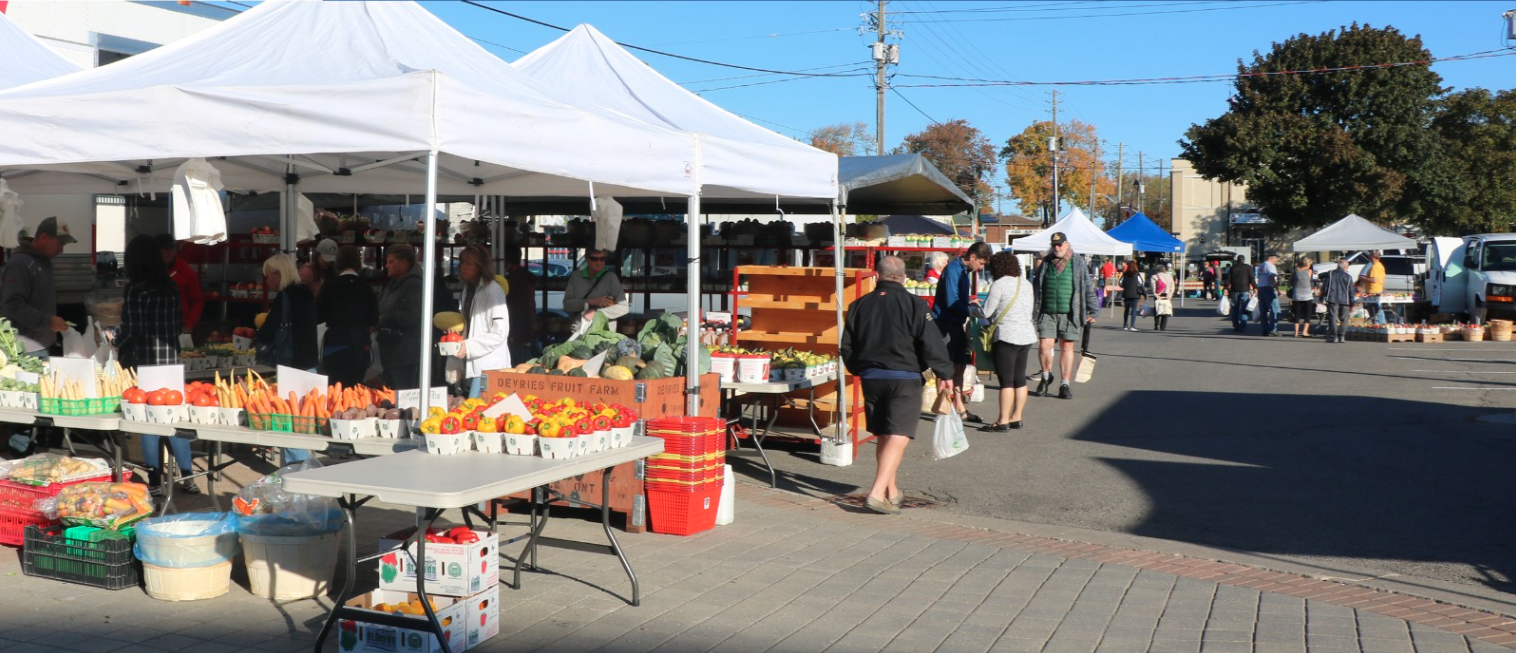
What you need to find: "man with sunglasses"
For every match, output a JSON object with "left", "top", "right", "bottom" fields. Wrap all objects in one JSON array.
[
  {"left": 1028, "top": 232, "right": 1099, "bottom": 399},
  {"left": 563, "top": 249, "right": 627, "bottom": 335}
]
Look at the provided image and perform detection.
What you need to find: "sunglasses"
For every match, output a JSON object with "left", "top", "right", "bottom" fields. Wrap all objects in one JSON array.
[{"left": 587, "top": 256, "right": 607, "bottom": 262}]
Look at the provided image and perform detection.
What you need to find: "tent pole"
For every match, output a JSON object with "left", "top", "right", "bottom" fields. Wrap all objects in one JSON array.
[
  {"left": 418, "top": 150, "right": 440, "bottom": 418},
  {"left": 685, "top": 193, "right": 702, "bottom": 416},
  {"left": 832, "top": 200, "right": 847, "bottom": 445},
  {"left": 1180, "top": 246, "right": 1186, "bottom": 307}
]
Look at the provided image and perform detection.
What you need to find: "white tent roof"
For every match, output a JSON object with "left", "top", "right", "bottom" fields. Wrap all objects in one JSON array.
[
  {"left": 0, "top": 1, "right": 696, "bottom": 198},
  {"left": 1293, "top": 213, "right": 1418, "bottom": 251},
  {"left": 1010, "top": 207, "right": 1133, "bottom": 256},
  {"left": 0, "top": 12, "right": 79, "bottom": 90},
  {"left": 514, "top": 24, "right": 836, "bottom": 202}
]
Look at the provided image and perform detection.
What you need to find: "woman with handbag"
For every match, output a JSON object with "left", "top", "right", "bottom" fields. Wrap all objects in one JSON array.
[
  {"left": 448, "top": 245, "right": 511, "bottom": 398},
  {"left": 1149, "top": 263, "right": 1175, "bottom": 331},
  {"left": 977, "top": 251, "right": 1036, "bottom": 432},
  {"left": 116, "top": 235, "right": 197, "bottom": 498},
  {"left": 255, "top": 253, "right": 318, "bottom": 464},
  {"left": 1119, "top": 261, "right": 1145, "bottom": 332},
  {"left": 1291, "top": 257, "right": 1316, "bottom": 338}
]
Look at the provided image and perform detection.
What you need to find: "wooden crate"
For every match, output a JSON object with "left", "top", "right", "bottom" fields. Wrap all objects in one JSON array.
[
  {"left": 1416, "top": 332, "right": 1444, "bottom": 343},
  {"left": 733, "top": 266, "right": 877, "bottom": 455},
  {"left": 485, "top": 372, "right": 719, "bottom": 532},
  {"left": 1387, "top": 333, "right": 1416, "bottom": 343}
]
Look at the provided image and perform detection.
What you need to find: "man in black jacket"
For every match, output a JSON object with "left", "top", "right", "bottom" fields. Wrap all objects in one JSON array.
[
  {"left": 841, "top": 256, "right": 955, "bottom": 515},
  {"left": 1225, "top": 255, "right": 1256, "bottom": 333}
]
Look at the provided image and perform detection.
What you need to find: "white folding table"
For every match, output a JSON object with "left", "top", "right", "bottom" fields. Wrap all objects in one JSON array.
[
  {"left": 283, "top": 438, "right": 665, "bottom": 653},
  {"left": 720, "top": 371, "right": 835, "bottom": 488}
]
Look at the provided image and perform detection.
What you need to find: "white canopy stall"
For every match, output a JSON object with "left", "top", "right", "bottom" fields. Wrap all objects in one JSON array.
[
  {"left": 1011, "top": 208, "right": 1134, "bottom": 257},
  {"left": 0, "top": 11, "right": 80, "bottom": 90},
  {"left": 515, "top": 25, "right": 839, "bottom": 419},
  {"left": 1293, "top": 213, "right": 1418, "bottom": 252},
  {"left": 0, "top": 1, "right": 701, "bottom": 416}
]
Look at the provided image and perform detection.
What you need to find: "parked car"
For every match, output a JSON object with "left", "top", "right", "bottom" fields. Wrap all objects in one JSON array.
[
  {"left": 1426, "top": 234, "right": 1516, "bottom": 321},
  {"left": 1311, "top": 250, "right": 1420, "bottom": 294},
  {"left": 527, "top": 259, "right": 572, "bottom": 278}
]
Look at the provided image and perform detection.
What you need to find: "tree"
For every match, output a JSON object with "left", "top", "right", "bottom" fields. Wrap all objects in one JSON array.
[
  {"left": 1424, "top": 89, "right": 1516, "bottom": 234},
  {"left": 1179, "top": 24, "right": 1445, "bottom": 233},
  {"left": 1001, "top": 120, "right": 1115, "bottom": 224},
  {"left": 808, "top": 122, "right": 874, "bottom": 157},
  {"left": 901, "top": 119, "right": 998, "bottom": 212}
]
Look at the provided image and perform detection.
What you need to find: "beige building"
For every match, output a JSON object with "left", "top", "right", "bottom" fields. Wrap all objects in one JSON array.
[{"left": 1169, "top": 158, "right": 1254, "bottom": 258}]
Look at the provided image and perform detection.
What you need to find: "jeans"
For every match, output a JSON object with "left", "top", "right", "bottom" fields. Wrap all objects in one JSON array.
[
  {"left": 1366, "top": 298, "right": 1387, "bottom": 325},
  {"left": 1327, "top": 302, "right": 1350, "bottom": 340},
  {"left": 467, "top": 376, "right": 484, "bottom": 399},
  {"left": 1122, "top": 298, "right": 1141, "bottom": 329},
  {"left": 141, "top": 435, "right": 194, "bottom": 475},
  {"left": 1257, "top": 287, "right": 1278, "bottom": 334},
  {"left": 1230, "top": 291, "right": 1252, "bottom": 332}
]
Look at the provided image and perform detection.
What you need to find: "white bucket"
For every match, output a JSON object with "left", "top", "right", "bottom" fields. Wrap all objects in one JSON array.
[
  {"left": 239, "top": 531, "right": 341, "bottom": 600},
  {"left": 143, "top": 561, "right": 233, "bottom": 601},
  {"left": 710, "top": 354, "right": 736, "bottom": 383},
  {"left": 437, "top": 341, "right": 462, "bottom": 357},
  {"left": 716, "top": 464, "right": 735, "bottom": 526},
  {"left": 821, "top": 439, "right": 854, "bottom": 467},
  {"left": 735, "top": 355, "right": 771, "bottom": 384},
  {"left": 587, "top": 431, "right": 609, "bottom": 453}
]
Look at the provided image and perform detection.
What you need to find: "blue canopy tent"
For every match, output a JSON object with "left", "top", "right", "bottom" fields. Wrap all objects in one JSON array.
[{"left": 1107, "top": 213, "right": 1189, "bottom": 303}]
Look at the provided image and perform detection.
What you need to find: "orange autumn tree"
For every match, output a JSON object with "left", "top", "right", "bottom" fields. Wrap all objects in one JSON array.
[
  {"left": 808, "top": 122, "right": 874, "bottom": 157},
  {"left": 1002, "top": 120, "right": 1115, "bottom": 224},
  {"left": 900, "top": 119, "right": 998, "bottom": 212}
]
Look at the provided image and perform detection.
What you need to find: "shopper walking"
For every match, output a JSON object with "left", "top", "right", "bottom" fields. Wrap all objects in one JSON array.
[
  {"left": 1098, "top": 257, "right": 1116, "bottom": 316},
  {"left": 376, "top": 243, "right": 424, "bottom": 390},
  {"left": 316, "top": 245, "right": 379, "bottom": 387},
  {"left": 450, "top": 245, "right": 511, "bottom": 399},
  {"left": 1291, "top": 258, "right": 1316, "bottom": 338},
  {"left": 1225, "top": 255, "right": 1256, "bottom": 333},
  {"left": 931, "top": 241, "right": 992, "bottom": 422},
  {"left": 1358, "top": 250, "right": 1387, "bottom": 324},
  {"left": 1150, "top": 263, "right": 1175, "bottom": 331},
  {"left": 1201, "top": 263, "right": 1218, "bottom": 300},
  {"left": 1256, "top": 254, "right": 1281, "bottom": 336},
  {"left": 1119, "top": 261, "right": 1145, "bottom": 332},
  {"left": 840, "top": 256, "right": 954, "bottom": 515},
  {"left": 116, "top": 235, "right": 196, "bottom": 498},
  {"left": 977, "top": 252, "right": 1035, "bottom": 432},
  {"left": 1323, "top": 257, "right": 1356, "bottom": 343},
  {"left": 1029, "top": 232, "right": 1100, "bottom": 400}
]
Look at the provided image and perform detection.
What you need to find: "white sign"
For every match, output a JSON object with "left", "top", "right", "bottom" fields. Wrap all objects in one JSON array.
[
  {"left": 49, "top": 358, "right": 97, "bottom": 398},
  {"left": 581, "top": 351, "right": 608, "bottom": 378},
  {"left": 482, "top": 393, "right": 532, "bottom": 421},
  {"left": 136, "top": 365, "right": 185, "bottom": 393},
  {"left": 276, "top": 365, "right": 328, "bottom": 401},
  {"left": 397, "top": 386, "right": 448, "bottom": 414}
]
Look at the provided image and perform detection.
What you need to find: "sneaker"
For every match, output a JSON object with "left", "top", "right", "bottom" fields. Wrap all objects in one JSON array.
[
  {"left": 866, "top": 496, "right": 900, "bottom": 515},
  {"left": 148, "top": 484, "right": 164, "bottom": 499},
  {"left": 1058, "top": 384, "right": 1073, "bottom": 400},
  {"left": 1030, "top": 375, "right": 1052, "bottom": 397},
  {"left": 177, "top": 480, "right": 201, "bottom": 496}
]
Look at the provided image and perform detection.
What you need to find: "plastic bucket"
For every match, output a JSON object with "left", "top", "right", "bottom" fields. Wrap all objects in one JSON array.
[
  {"left": 734, "top": 355, "right": 770, "bottom": 384},
  {"left": 143, "top": 561, "right": 233, "bottom": 601},
  {"left": 240, "top": 531, "right": 340, "bottom": 600},
  {"left": 135, "top": 517, "right": 239, "bottom": 568}
]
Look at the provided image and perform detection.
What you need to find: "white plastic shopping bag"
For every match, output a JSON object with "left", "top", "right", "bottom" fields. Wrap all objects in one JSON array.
[
  {"left": 1217, "top": 294, "right": 1231, "bottom": 316},
  {"left": 61, "top": 325, "right": 94, "bottom": 359},
  {"left": 932, "top": 411, "right": 969, "bottom": 461},
  {"left": 1245, "top": 295, "right": 1259, "bottom": 313}
]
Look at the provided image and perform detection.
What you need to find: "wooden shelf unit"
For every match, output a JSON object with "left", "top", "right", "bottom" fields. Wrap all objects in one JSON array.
[{"left": 731, "top": 265, "right": 877, "bottom": 456}]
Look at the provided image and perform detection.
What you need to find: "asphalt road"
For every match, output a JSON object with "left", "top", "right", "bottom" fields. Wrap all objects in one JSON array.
[{"left": 738, "top": 299, "right": 1516, "bottom": 603}]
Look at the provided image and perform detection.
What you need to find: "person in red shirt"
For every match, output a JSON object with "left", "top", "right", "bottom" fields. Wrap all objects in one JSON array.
[
  {"left": 157, "top": 234, "right": 203, "bottom": 336},
  {"left": 1098, "top": 258, "right": 1117, "bottom": 315}
]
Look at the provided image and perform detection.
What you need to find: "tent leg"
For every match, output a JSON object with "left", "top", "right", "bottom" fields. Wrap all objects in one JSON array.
[
  {"left": 832, "top": 201, "right": 847, "bottom": 446},
  {"left": 685, "top": 194, "right": 702, "bottom": 416},
  {"left": 418, "top": 151, "right": 440, "bottom": 417}
]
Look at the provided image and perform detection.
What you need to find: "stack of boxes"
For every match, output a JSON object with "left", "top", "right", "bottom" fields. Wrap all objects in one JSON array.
[
  {"left": 645, "top": 417, "right": 726, "bottom": 536},
  {"left": 337, "top": 526, "right": 500, "bottom": 653}
]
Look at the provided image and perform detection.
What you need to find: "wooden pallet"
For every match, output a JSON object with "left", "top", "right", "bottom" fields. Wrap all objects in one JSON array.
[
  {"left": 1417, "top": 332, "right": 1444, "bottom": 343},
  {"left": 1387, "top": 333, "right": 1416, "bottom": 343}
]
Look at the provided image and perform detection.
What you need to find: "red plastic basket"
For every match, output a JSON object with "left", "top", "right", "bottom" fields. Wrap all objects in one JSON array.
[
  {"left": 647, "top": 416, "right": 724, "bottom": 455},
  {"left": 0, "top": 471, "right": 126, "bottom": 518},
  {"left": 0, "top": 506, "right": 56, "bottom": 546},
  {"left": 645, "top": 477, "right": 721, "bottom": 493},
  {"left": 647, "top": 486, "right": 722, "bottom": 536}
]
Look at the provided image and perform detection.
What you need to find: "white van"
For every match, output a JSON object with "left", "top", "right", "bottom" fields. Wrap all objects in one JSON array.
[{"left": 1424, "top": 233, "right": 1516, "bottom": 321}]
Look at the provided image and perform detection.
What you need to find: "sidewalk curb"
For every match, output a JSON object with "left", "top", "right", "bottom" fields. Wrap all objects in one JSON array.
[{"left": 737, "top": 481, "right": 1516, "bottom": 649}]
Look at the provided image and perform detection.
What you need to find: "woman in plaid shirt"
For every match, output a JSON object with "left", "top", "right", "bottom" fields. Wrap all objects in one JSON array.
[{"left": 118, "top": 235, "right": 195, "bottom": 497}]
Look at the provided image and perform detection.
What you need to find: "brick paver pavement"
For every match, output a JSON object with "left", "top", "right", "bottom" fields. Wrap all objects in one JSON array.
[{"left": 1, "top": 481, "right": 1512, "bottom": 653}]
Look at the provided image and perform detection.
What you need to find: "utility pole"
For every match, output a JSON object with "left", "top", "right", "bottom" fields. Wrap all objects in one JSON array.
[
  {"left": 1115, "top": 142, "right": 1124, "bottom": 222},
  {"left": 873, "top": 1, "right": 888, "bottom": 157},
  {"left": 1156, "top": 158, "right": 1166, "bottom": 230},
  {"left": 1049, "top": 90, "right": 1059, "bottom": 226},
  {"left": 1137, "top": 151, "right": 1145, "bottom": 215},
  {"left": 1088, "top": 140, "right": 1099, "bottom": 222}
]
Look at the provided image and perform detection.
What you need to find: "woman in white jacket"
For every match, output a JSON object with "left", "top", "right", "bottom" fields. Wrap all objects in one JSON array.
[
  {"left": 452, "top": 245, "right": 511, "bottom": 398},
  {"left": 978, "top": 251, "right": 1037, "bottom": 432}
]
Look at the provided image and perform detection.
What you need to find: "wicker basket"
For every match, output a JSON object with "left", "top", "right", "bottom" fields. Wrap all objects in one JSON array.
[{"left": 1489, "top": 320, "right": 1513, "bottom": 342}]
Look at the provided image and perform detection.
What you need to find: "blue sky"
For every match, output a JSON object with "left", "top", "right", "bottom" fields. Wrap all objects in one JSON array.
[{"left": 424, "top": 0, "right": 1515, "bottom": 204}]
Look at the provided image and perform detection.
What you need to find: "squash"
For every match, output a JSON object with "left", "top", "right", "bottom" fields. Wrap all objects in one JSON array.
[
  {"left": 602, "top": 365, "right": 634, "bottom": 381},
  {"left": 555, "top": 356, "right": 588, "bottom": 375}
]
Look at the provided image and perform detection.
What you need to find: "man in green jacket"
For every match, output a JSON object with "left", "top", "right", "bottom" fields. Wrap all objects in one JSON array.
[{"left": 1027, "top": 233, "right": 1100, "bottom": 399}]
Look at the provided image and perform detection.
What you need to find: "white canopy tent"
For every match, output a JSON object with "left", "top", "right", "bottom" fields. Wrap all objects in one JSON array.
[
  {"left": 0, "top": 12, "right": 80, "bottom": 90},
  {"left": 0, "top": 0, "right": 703, "bottom": 417},
  {"left": 1293, "top": 213, "right": 1418, "bottom": 252},
  {"left": 1011, "top": 208, "right": 1134, "bottom": 256},
  {"left": 516, "top": 24, "right": 841, "bottom": 421}
]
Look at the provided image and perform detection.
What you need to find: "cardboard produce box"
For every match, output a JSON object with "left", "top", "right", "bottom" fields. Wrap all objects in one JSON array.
[
  {"left": 484, "top": 372, "right": 719, "bottom": 420},
  {"left": 378, "top": 528, "right": 499, "bottom": 598},
  {"left": 337, "top": 590, "right": 467, "bottom": 653}
]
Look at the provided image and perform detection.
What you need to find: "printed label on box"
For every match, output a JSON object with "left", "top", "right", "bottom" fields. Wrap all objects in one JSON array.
[
  {"left": 377, "top": 529, "right": 499, "bottom": 598},
  {"left": 338, "top": 589, "right": 467, "bottom": 653}
]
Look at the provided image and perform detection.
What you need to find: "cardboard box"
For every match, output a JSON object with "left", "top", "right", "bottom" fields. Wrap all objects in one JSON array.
[
  {"left": 464, "top": 585, "right": 500, "bottom": 650},
  {"left": 484, "top": 372, "right": 719, "bottom": 421},
  {"left": 337, "top": 590, "right": 467, "bottom": 653},
  {"left": 378, "top": 528, "right": 499, "bottom": 598}
]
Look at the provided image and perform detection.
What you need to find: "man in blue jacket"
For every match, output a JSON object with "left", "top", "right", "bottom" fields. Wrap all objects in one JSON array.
[{"left": 931, "top": 241, "right": 992, "bottom": 422}]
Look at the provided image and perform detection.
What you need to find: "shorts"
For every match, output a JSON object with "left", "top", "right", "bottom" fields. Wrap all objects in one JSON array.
[
  {"left": 861, "top": 378, "right": 923, "bottom": 438},
  {"left": 1036, "top": 313, "right": 1083, "bottom": 341},
  {"left": 992, "top": 341, "right": 1032, "bottom": 389},
  {"left": 1292, "top": 300, "right": 1316, "bottom": 320},
  {"left": 936, "top": 320, "right": 970, "bottom": 365}
]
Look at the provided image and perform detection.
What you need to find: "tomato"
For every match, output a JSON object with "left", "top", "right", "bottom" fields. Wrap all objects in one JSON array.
[
  {"left": 192, "top": 395, "right": 217, "bottom": 408},
  {"left": 164, "top": 390, "right": 184, "bottom": 405},
  {"left": 147, "top": 389, "right": 170, "bottom": 406},
  {"left": 123, "top": 387, "right": 146, "bottom": 404}
]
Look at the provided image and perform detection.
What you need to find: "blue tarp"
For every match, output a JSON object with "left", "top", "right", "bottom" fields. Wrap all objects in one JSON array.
[{"left": 1107, "top": 213, "right": 1184, "bottom": 253}]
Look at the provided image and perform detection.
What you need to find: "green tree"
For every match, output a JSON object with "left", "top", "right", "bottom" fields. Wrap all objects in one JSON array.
[
  {"left": 1425, "top": 89, "right": 1516, "bottom": 234},
  {"left": 1179, "top": 24, "right": 1445, "bottom": 232},
  {"left": 901, "top": 119, "right": 998, "bottom": 212}
]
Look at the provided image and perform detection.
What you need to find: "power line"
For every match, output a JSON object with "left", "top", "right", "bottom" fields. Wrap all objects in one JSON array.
[
  {"left": 893, "top": 48, "right": 1516, "bottom": 87},
  {"left": 898, "top": 0, "right": 1043, "bottom": 112},
  {"left": 461, "top": 0, "right": 871, "bottom": 78},
  {"left": 468, "top": 35, "right": 527, "bottom": 56},
  {"left": 679, "top": 61, "right": 873, "bottom": 86},
  {"left": 896, "top": 1, "right": 1318, "bottom": 23},
  {"left": 691, "top": 68, "right": 873, "bottom": 93},
  {"left": 890, "top": 87, "right": 940, "bottom": 125},
  {"left": 892, "top": 1, "right": 1242, "bottom": 14},
  {"left": 650, "top": 27, "right": 854, "bottom": 47},
  {"left": 909, "top": 0, "right": 1044, "bottom": 109}
]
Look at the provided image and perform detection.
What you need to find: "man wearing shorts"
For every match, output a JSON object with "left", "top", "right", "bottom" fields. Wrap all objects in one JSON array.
[
  {"left": 1028, "top": 232, "right": 1099, "bottom": 400},
  {"left": 842, "top": 256, "right": 955, "bottom": 515},
  {"left": 930, "top": 241, "right": 992, "bottom": 422}
]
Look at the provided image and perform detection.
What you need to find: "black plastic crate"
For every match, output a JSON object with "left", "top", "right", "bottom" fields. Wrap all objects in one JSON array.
[{"left": 22, "top": 524, "right": 139, "bottom": 590}]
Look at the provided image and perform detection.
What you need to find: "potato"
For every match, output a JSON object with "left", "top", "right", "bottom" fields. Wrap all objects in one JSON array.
[
  {"left": 365, "top": 405, "right": 380, "bottom": 418},
  {"left": 384, "top": 409, "right": 402, "bottom": 420}
]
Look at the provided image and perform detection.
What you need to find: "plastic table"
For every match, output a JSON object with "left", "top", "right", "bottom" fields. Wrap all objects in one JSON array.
[
  {"left": 720, "top": 371, "right": 836, "bottom": 488},
  {"left": 283, "top": 438, "right": 665, "bottom": 653}
]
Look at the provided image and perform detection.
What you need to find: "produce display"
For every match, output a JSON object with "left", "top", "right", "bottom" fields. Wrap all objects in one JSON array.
[
  {"left": 55, "top": 481, "right": 154, "bottom": 529},
  {"left": 3, "top": 453, "right": 107, "bottom": 485},
  {"left": 0, "top": 317, "right": 46, "bottom": 376},
  {"left": 504, "top": 313, "right": 708, "bottom": 381},
  {"left": 40, "top": 360, "right": 133, "bottom": 401},
  {"left": 902, "top": 278, "right": 937, "bottom": 296}
]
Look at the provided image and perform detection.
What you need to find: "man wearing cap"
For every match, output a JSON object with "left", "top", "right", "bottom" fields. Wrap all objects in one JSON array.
[
  {"left": 157, "top": 234, "right": 204, "bottom": 336},
  {"left": 301, "top": 238, "right": 339, "bottom": 299},
  {"left": 1028, "top": 232, "right": 1099, "bottom": 400},
  {"left": 1, "top": 217, "right": 73, "bottom": 357}
]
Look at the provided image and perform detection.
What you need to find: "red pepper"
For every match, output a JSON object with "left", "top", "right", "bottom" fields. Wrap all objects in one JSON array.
[{"left": 448, "top": 526, "right": 479, "bottom": 544}]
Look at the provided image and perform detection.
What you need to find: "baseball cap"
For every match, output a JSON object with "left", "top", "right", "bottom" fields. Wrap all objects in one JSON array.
[
  {"left": 315, "top": 238, "right": 338, "bottom": 263},
  {"left": 36, "top": 217, "right": 77, "bottom": 245},
  {"left": 1049, "top": 232, "right": 1068, "bottom": 246}
]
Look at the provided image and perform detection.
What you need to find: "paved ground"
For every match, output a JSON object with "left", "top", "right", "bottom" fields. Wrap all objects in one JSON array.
[
  {"left": 3, "top": 481, "right": 1516, "bottom": 653},
  {"left": 742, "top": 300, "right": 1516, "bottom": 603}
]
